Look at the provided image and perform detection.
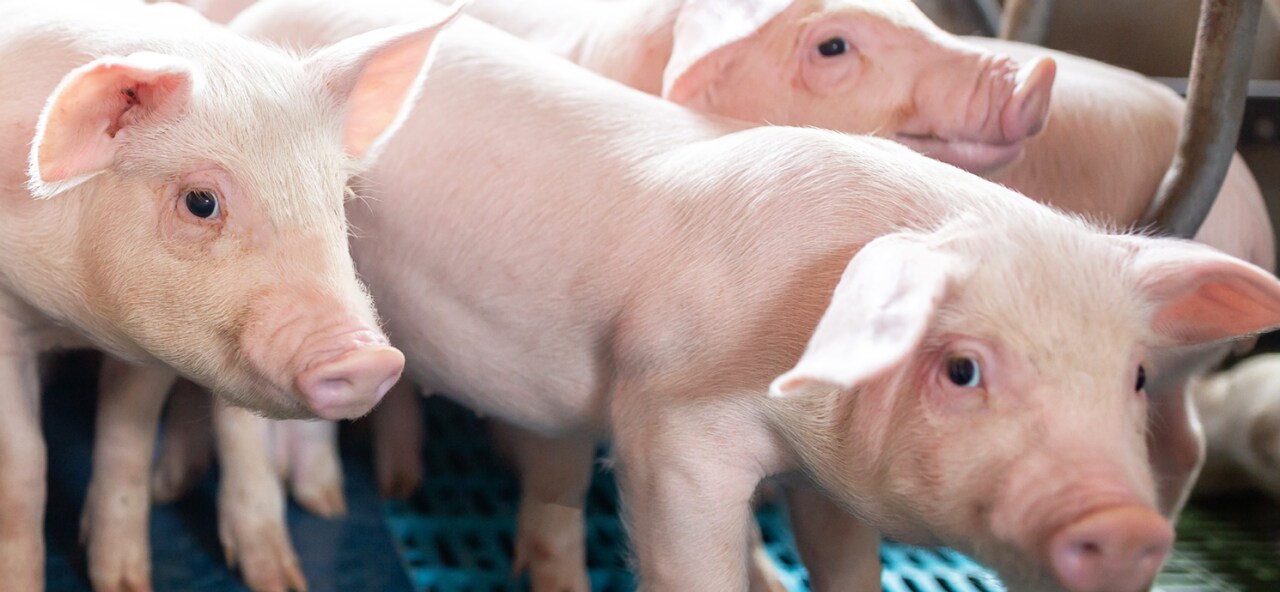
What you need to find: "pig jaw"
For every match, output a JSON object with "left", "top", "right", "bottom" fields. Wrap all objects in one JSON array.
[{"left": 239, "top": 291, "right": 403, "bottom": 421}]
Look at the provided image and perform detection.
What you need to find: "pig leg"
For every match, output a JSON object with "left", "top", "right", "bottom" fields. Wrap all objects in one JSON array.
[
  {"left": 82, "top": 359, "right": 177, "bottom": 592},
  {"left": 274, "top": 419, "right": 346, "bottom": 518},
  {"left": 214, "top": 400, "right": 307, "bottom": 592},
  {"left": 151, "top": 379, "right": 214, "bottom": 503},
  {"left": 1148, "top": 385, "right": 1205, "bottom": 520},
  {"left": 784, "top": 486, "right": 881, "bottom": 592},
  {"left": 489, "top": 421, "right": 594, "bottom": 592},
  {"left": 611, "top": 403, "right": 764, "bottom": 590},
  {"left": 0, "top": 349, "right": 44, "bottom": 591},
  {"left": 370, "top": 380, "right": 424, "bottom": 499},
  {"left": 746, "top": 521, "right": 787, "bottom": 592}
]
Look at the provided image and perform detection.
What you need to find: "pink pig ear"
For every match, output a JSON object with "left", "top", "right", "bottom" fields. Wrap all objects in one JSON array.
[
  {"left": 28, "top": 52, "right": 195, "bottom": 198},
  {"left": 770, "top": 234, "right": 960, "bottom": 398},
  {"left": 1129, "top": 237, "right": 1280, "bottom": 345},
  {"left": 662, "top": 0, "right": 794, "bottom": 108},
  {"left": 304, "top": 1, "right": 467, "bottom": 165}
]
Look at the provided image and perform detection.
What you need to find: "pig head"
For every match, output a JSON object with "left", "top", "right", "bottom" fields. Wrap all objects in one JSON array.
[
  {"left": 7, "top": 5, "right": 459, "bottom": 419},
  {"left": 663, "top": 0, "right": 1055, "bottom": 173},
  {"left": 771, "top": 222, "right": 1280, "bottom": 592}
]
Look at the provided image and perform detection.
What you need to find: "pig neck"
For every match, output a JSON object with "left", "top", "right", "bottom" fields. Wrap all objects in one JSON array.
[{"left": 0, "top": 187, "right": 102, "bottom": 352}]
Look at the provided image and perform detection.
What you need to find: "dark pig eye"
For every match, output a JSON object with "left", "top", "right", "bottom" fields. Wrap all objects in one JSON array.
[
  {"left": 1135, "top": 365, "right": 1146, "bottom": 392},
  {"left": 817, "top": 36, "right": 848, "bottom": 57},
  {"left": 946, "top": 356, "right": 981, "bottom": 388},
  {"left": 185, "top": 189, "right": 220, "bottom": 219}
]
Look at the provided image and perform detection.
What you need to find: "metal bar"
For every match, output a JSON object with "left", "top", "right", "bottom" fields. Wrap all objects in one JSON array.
[
  {"left": 999, "top": 0, "right": 1054, "bottom": 43},
  {"left": 1143, "top": 0, "right": 1263, "bottom": 239},
  {"left": 969, "top": 0, "right": 1002, "bottom": 36}
]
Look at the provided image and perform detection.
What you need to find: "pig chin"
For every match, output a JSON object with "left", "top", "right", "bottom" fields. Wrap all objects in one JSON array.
[{"left": 892, "top": 134, "right": 1027, "bottom": 175}]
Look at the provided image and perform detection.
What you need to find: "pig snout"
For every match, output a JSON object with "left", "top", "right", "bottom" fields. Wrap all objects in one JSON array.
[
  {"left": 242, "top": 297, "right": 404, "bottom": 420},
  {"left": 897, "top": 53, "right": 1055, "bottom": 173},
  {"left": 295, "top": 341, "right": 404, "bottom": 420},
  {"left": 1047, "top": 506, "right": 1172, "bottom": 592},
  {"left": 1000, "top": 57, "right": 1056, "bottom": 143}
]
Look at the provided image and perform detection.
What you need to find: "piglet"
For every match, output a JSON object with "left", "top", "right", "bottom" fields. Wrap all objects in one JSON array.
[
  {"left": 1193, "top": 354, "right": 1280, "bottom": 503},
  {"left": 233, "top": 2, "right": 1280, "bottom": 590},
  {"left": 0, "top": 0, "right": 460, "bottom": 588},
  {"left": 422, "top": 0, "right": 1275, "bottom": 583}
]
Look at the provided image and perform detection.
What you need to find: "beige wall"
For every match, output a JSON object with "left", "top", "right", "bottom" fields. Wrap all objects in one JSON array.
[{"left": 920, "top": 0, "right": 1280, "bottom": 79}]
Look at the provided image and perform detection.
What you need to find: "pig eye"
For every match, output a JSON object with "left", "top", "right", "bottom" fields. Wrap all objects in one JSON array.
[
  {"left": 817, "top": 36, "right": 848, "bottom": 57},
  {"left": 946, "top": 356, "right": 981, "bottom": 388},
  {"left": 184, "top": 189, "right": 220, "bottom": 219},
  {"left": 1135, "top": 365, "right": 1146, "bottom": 392}
]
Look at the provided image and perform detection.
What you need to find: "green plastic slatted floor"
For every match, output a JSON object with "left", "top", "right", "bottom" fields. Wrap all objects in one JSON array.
[{"left": 388, "top": 396, "right": 1280, "bottom": 592}]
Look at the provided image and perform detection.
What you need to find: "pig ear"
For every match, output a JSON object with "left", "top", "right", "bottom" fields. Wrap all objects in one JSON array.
[
  {"left": 662, "top": 0, "right": 794, "bottom": 108},
  {"left": 1129, "top": 237, "right": 1280, "bottom": 345},
  {"left": 304, "top": 1, "right": 467, "bottom": 165},
  {"left": 27, "top": 52, "right": 196, "bottom": 199},
  {"left": 770, "top": 234, "right": 960, "bottom": 398}
]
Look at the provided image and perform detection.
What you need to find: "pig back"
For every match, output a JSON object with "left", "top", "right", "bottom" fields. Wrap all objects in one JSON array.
[{"left": 353, "top": 24, "right": 1027, "bottom": 428}]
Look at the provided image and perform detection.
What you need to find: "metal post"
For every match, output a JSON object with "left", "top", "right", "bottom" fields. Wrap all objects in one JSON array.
[
  {"left": 1143, "top": 0, "right": 1263, "bottom": 239},
  {"left": 999, "top": 0, "right": 1055, "bottom": 44}
]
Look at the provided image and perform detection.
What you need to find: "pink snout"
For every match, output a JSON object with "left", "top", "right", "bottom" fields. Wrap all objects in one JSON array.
[
  {"left": 1000, "top": 56, "right": 1056, "bottom": 143},
  {"left": 296, "top": 346, "right": 405, "bottom": 420},
  {"left": 1048, "top": 506, "right": 1173, "bottom": 592}
]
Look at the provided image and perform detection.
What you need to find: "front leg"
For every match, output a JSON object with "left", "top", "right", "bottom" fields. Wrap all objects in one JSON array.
[
  {"left": 785, "top": 486, "right": 881, "bottom": 592},
  {"left": 612, "top": 401, "right": 769, "bottom": 591},
  {"left": 151, "top": 379, "right": 214, "bottom": 503},
  {"left": 82, "top": 358, "right": 176, "bottom": 592},
  {"left": 489, "top": 421, "right": 595, "bottom": 592},
  {"left": 213, "top": 400, "right": 307, "bottom": 592},
  {"left": 371, "top": 380, "right": 425, "bottom": 499},
  {"left": 275, "top": 419, "right": 345, "bottom": 518},
  {"left": 0, "top": 348, "right": 43, "bottom": 591}
]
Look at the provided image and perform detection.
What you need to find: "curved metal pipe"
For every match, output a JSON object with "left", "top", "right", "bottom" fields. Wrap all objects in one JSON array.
[
  {"left": 999, "top": 0, "right": 1054, "bottom": 44},
  {"left": 1143, "top": 0, "right": 1263, "bottom": 239}
]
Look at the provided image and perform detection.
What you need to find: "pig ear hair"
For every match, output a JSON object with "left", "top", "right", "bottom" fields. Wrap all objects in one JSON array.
[
  {"left": 1128, "top": 236, "right": 1280, "bottom": 345},
  {"left": 662, "top": 0, "right": 794, "bottom": 108},
  {"left": 304, "top": 0, "right": 469, "bottom": 166},
  {"left": 27, "top": 52, "right": 196, "bottom": 199},
  {"left": 770, "top": 233, "right": 959, "bottom": 398}
]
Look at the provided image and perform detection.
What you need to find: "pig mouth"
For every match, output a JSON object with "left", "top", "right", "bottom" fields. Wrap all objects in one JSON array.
[{"left": 893, "top": 133, "right": 1026, "bottom": 175}]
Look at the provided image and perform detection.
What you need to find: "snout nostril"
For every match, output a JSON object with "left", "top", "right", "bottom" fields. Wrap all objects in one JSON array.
[
  {"left": 1049, "top": 506, "right": 1172, "bottom": 592},
  {"left": 297, "top": 346, "right": 405, "bottom": 421}
]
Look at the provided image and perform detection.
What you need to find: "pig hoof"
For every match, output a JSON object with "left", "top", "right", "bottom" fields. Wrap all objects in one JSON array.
[
  {"left": 289, "top": 454, "right": 347, "bottom": 518},
  {"left": 375, "top": 451, "right": 423, "bottom": 499},
  {"left": 220, "top": 522, "right": 307, "bottom": 592},
  {"left": 87, "top": 537, "right": 152, "bottom": 592},
  {"left": 512, "top": 533, "right": 589, "bottom": 592},
  {"left": 219, "top": 510, "right": 308, "bottom": 592}
]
